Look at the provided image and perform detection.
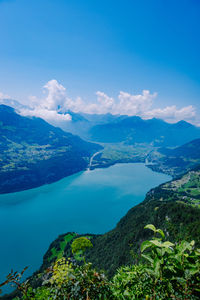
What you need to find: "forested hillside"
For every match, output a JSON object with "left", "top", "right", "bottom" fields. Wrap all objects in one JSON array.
[
  {"left": 90, "top": 116, "right": 200, "bottom": 146},
  {"left": 0, "top": 105, "right": 101, "bottom": 193},
  {"left": 38, "top": 166, "right": 200, "bottom": 278},
  {"left": 148, "top": 138, "right": 200, "bottom": 176}
]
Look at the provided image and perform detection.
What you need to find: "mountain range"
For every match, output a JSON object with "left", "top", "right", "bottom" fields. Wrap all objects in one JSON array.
[
  {"left": 1, "top": 103, "right": 200, "bottom": 299},
  {"left": 1, "top": 98, "right": 200, "bottom": 147},
  {"left": 0, "top": 105, "right": 101, "bottom": 194},
  {"left": 0, "top": 98, "right": 126, "bottom": 139},
  {"left": 90, "top": 116, "right": 200, "bottom": 146},
  {"left": 1, "top": 101, "right": 200, "bottom": 194}
]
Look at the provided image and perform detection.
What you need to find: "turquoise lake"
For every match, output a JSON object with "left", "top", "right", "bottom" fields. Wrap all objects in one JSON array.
[{"left": 0, "top": 163, "right": 171, "bottom": 290}]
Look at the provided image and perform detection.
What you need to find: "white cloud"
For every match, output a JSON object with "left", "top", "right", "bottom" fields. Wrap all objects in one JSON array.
[
  {"left": 143, "top": 105, "right": 196, "bottom": 123},
  {"left": 95, "top": 91, "right": 115, "bottom": 113},
  {"left": 0, "top": 79, "right": 198, "bottom": 125},
  {"left": 115, "top": 90, "right": 157, "bottom": 115},
  {"left": 19, "top": 107, "right": 72, "bottom": 122},
  {"left": 64, "top": 96, "right": 85, "bottom": 113},
  {"left": 65, "top": 89, "right": 157, "bottom": 116},
  {"left": 19, "top": 80, "right": 72, "bottom": 123},
  {"left": 42, "top": 79, "right": 66, "bottom": 111},
  {"left": 0, "top": 91, "right": 10, "bottom": 99}
]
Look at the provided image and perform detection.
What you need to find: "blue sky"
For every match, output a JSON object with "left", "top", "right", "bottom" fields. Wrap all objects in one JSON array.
[{"left": 0, "top": 0, "right": 200, "bottom": 124}]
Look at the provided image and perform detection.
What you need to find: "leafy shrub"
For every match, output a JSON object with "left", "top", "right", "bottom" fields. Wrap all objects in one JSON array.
[
  {"left": 71, "top": 236, "right": 93, "bottom": 263},
  {"left": 49, "top": 257, "right": 73, "bottom": 287},
  {"left": 9, "top": 239, "right": 111, "bottom": 300},
  {"left": 30, "top": 261, "right": 111, "bottom": 299},
  {"left": 112, "top": 264, "right": 153, "bottom": 299},
  {"left": 71, "top": 237, "right": 93, "bottom": 255},
  {"left": 111, "top": 224, "right": 200, "bottom": 299}
]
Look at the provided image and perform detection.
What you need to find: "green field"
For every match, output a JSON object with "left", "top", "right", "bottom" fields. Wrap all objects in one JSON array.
[{"left": 91, "top": 143, "right": 155, "bottom": 169}]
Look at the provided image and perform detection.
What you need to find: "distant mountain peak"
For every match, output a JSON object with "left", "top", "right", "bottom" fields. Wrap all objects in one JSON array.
[
  {"left": 174, "top": 120, "right": 194, "bottom": 128},
  {"left": 0, "top": 98, "right": 29, "bottom": 111},
  {"left": 90, "top": 114, "right": 200, "bottom": 146}
]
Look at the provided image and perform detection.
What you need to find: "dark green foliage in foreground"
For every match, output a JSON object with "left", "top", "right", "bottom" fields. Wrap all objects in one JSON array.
[
  {"left": 41, "top": 233, "right": 98, "bottom": 272},
  {"left": 112, "top": 225, "right": 200, "bottom": 299},
  {"left": 1, "top": 260, "right": 112, "bottom": 300},
  {"left": 1, "top": 226, "right": 200, "bottom": 299}
]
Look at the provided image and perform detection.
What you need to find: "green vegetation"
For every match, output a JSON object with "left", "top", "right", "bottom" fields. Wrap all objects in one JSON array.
[
  {"left": 90, "top": 143, "right": 154, "bottom": 169},
  {"left": 30, "top": 167, "right": 199, "bottom": 283},
  {"left": 1, "top": 105, "right": 200, "bottom": 298},
  {"left": 42, "top": 233, "right": 96, "bottom": 270},
  {"left": 1, "top": 168, "right": 200, "bottom": 299},
  {"left": 1, "top": 226, "right": 200, "bottom": 299},
  {"left": 111, "top": 225, "right": 200, "bottom": 299},
  {"left": 90, "top": 138, "right": 200, "bottom": 179},
  {"left": 71, "top": 237, "right": 93, "bottom": 255},
  {"left": 149, "top": 139, "right": 200, "bottom": 176},
  {"left": 48, "top": 234, "right": 77, "bottom": 262},
  {"left": 71, "top": 237, "right": 93, "bottom": 262},
  {"left": 162, "top": 167, "right": 200, "bottom": 207},
  {"left": 0, "top": 105, "right": 101, "bottom": 193},
  {"left": 82, "top": 167, "right": 200, "bottom": 278}
]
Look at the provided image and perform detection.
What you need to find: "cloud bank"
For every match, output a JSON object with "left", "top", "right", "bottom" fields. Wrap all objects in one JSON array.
[
  {"left": 0, "top": 79, "right": 198, "bottom": 125},
  {"left": 19, "top": 80, "right": 72, "bottom": 122},
  {"left": 0, "top": 91, "right": 10, "bottom": 99}
]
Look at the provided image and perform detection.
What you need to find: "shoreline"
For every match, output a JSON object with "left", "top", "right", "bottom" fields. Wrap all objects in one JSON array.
[
  {"left": 0, "top": 158, "right": 172, "bottom": 196},
  {"left": 0, "top": 163, "right": 173, "bottom": 298},
  {"left": 0, "top": 157, "right": 173, "bottom": 196}
]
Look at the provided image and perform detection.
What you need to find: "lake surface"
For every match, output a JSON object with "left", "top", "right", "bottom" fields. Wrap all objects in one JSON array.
[{"left": 0, "top": 163, "right": 171, "bottom": 291}]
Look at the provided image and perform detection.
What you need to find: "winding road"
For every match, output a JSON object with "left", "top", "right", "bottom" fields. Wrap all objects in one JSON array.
[{"left": 88, "top": 151, "right": 103, "bottom": 170}]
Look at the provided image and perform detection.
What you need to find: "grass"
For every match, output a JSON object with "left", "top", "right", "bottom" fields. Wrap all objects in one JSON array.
[
  {"left": 177, "top": 173, "right": 200, "bottom": 197},
  {"left": 48, "top": 233, "right": 77, "bottom": 262},
  {"left": 162, "top": 170, "right": 200, "bottom": 207},
  {"left": 101, "top": 143, "right": 153, "bottom": 160}
]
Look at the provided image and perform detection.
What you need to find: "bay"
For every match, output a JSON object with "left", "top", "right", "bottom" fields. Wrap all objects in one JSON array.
[{"left": 0, "top": 163, "right": 171, "bottom": 291}]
